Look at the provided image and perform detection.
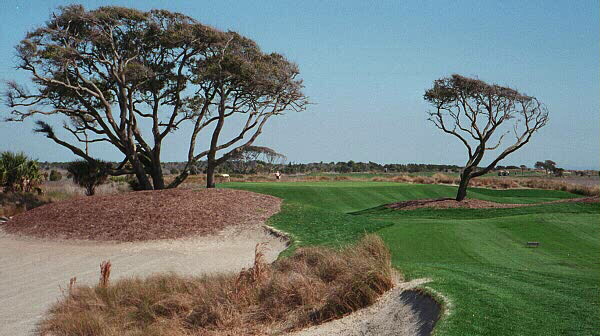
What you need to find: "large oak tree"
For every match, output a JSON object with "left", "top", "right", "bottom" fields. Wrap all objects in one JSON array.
[
  {"left": 5, "top": 5, "right": 307, "bottom": 189},
  {"left": 424, "top": 74, "right": 548, "bottom": 201}
]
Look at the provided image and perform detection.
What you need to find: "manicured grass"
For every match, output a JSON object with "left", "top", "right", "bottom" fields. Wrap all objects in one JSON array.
[
  {"left": 370, "top": 204, "right": 599, "bottom": 336},
  {"left": 306, "top": 172, "right": 451, "bottom": 178},
  {"left": 229, "top": 181, "right": 578, "bottom": 213},
  {"left": 225, "top": 182, "right": 599, "bottom": 335}
]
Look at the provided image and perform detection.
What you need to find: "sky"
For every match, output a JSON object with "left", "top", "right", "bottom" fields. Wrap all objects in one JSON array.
[{"left": 0, "top": 0, "right": 598, "bottom": 170}]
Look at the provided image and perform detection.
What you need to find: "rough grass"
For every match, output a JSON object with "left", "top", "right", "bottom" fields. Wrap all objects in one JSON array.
[
  {"left": 372, "top": 173, "right": 600, "bottom": 196},
  {"left": 37, "top": 235, "right": 394, "bottom": 336},
  {"left": 0, "top": 180, "right": 129, "bottom": 217},
  {"left": 0, "top": 191, "right": 50, "bottom": 217},
  {"left": 188, "top": 171, "right": 599, "bottom": 197}
]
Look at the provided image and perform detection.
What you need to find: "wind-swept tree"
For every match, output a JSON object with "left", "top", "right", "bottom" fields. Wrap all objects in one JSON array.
[
  {"left": 228, "top": 146, "right": 286, "bottom": 174},
  {"left": 5, "top": 5, "right": 306, "bottom": 190},
  {"left": 534, "top": 160, "right": 556, "bottom": 174},
  {"left": 173, "top": 35, "right": 305, "bottom": 188},
  {"left": 425, "top": 74, "right": 549, "bottom": 201}
]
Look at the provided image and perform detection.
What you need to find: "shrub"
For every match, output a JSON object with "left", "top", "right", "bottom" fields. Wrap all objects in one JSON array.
[
  {"left": 0, "top": 151, "right": 42, "bottom": 192},
  {"left": 109, "top": 175, "right": 129, "bottom": 183},
  {"left": 49, "top": 170, "right": 62, "bottom": 181},
  {"left": 67, "top": 160, "right": 111, "bottom": 196}
]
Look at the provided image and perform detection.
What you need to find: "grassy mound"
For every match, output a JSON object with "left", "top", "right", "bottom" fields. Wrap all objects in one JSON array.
[{"left": 38, "top": 235, "right": 394, "bottom": 336}]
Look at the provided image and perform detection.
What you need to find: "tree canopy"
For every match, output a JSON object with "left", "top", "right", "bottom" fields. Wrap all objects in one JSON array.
[
  {"left": 5, "top": 5, "right": 307, "bottom": 189},
  {"left": 425, "top": 74, "right": 549, "bottom": 200}
]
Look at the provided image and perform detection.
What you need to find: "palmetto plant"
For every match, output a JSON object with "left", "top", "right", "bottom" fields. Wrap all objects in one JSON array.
[
  {"left": 67, "top": 160, "right": 111, "bottom": 196},
  {"left": 0, "top": 151, "right": 42, "bottom": 192}
]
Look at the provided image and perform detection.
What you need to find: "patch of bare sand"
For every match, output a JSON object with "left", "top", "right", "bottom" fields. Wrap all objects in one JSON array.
[
  {"left": 286, "top": 277, "right": 441, "bottom": 336},
  {"left": 0, "top": 224, "right": 287, "bottom": 336}
]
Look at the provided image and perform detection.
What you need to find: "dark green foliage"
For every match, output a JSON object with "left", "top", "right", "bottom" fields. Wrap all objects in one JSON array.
[
  {"left": 67, "top": 160, "right": 111, "bottom": 196},
  {"left": 0, "top": 151, "right": 42, "bottom": 192},
  {"left": 49, "top": 169, "right": 62, "bottom": 181}
]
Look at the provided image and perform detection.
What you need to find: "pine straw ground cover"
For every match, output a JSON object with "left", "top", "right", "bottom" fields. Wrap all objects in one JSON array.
[
  {"left": 37, "top": 235, "right": 394, "bottom": 336},
  {"left": 4, "top": 189, "right": 281, "bottom": 241},
  {"left": 385, "top": 196, "right": 600, "bottom": 210}
]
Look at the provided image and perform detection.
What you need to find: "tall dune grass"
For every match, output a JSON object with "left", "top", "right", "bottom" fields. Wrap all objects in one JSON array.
[
  {"left": 37, "top": 235, "right": 394, "bottom": 336},
  {"left": 372, "top": 173, "right": 599, "bottom": 197}
]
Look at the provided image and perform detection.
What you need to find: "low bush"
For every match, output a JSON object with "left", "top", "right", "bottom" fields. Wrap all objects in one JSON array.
[
  {"left": 109, "top": 175, "right": 129, "bottom": 183},
  {"left": 0, "top": 151, "right": 42, "bottom": 192},
  {"left": 37, "top": 234, "right": 394, "bottom": 336},
  {"left": 67, "top": 160, "right": 111, "bottom": 196},
  {"left": 48, "top": 170, "right": 62, "bottom": 182}
]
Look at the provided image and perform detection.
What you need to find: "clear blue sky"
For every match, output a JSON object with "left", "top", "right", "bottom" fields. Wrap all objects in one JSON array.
[{"left": 1, "top": 0, "right": 598, "bottom": 169}]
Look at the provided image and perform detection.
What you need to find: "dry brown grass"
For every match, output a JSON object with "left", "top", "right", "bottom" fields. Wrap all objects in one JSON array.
[
  {"left": 0, "top": 179, "right": 130, "bottom": 218},
  {"left": 37, "top": 235, "right": 394, "bottom": 336},
  {"left": 0, "top": 191, "right": 49, "bottom": 217},
  {"left": 373, "top": 173, "right": 599, "bottom": 197}
]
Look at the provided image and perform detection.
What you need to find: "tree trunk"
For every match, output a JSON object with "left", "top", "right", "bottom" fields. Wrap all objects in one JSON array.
[
  {"left": 131, "top": 157, "right": 153, "bottom": 190},
  {"left": 206, "top": 162, "right": 216, "bottom": 188},
  {"left": 150, "top": 142, "right": 165, "bottom": 190},
  {"left": 86, "top": 185, "right": 95, "bottom": 196},
  {"left": 151, "top": 170, "right": 165, "bottom": 189},
  {"left": 149, "top": 153, "right": 165, "bottom": 190},
  {"left": 456, "top": 170, "right": 471, "bottom": 201}
]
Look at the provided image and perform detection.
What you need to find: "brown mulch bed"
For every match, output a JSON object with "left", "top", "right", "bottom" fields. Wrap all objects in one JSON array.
[
  {"left": 3, "top": 189, "right": 281, "bottom": 242},
  {"left": 386, "top": 196, "right": 599, "bottom": 210}
]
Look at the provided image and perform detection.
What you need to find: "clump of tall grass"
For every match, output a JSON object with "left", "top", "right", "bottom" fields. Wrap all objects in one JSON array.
[
  {"left": 431, "top": 173, "right": 458, "bottom": 184},
  {"left": 373, "top": 173, "right": 599, "bottom": 196},
  {"left": 519, "top": 179, "right": 599, "bottom": 196},
  {"left": 37, "top": 234, "right": 394, "bottom": 336}
]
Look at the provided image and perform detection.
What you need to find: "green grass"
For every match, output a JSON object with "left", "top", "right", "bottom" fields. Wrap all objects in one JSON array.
[
  {"left": 306, "top": 171, "right": 452, "bottom": 178},
  {"left": 224, "top": 181, "right": 599, "bottom": 336}
]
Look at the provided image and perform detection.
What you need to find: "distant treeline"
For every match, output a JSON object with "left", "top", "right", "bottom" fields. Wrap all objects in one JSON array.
[{"left": 40, "top": 160, "right": 462, "bottom": 175}]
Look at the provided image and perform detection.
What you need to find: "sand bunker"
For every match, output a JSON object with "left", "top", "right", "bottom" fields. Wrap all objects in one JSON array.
[{"left": 289, "top": 278, "right": 441, "bottom": 336}]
